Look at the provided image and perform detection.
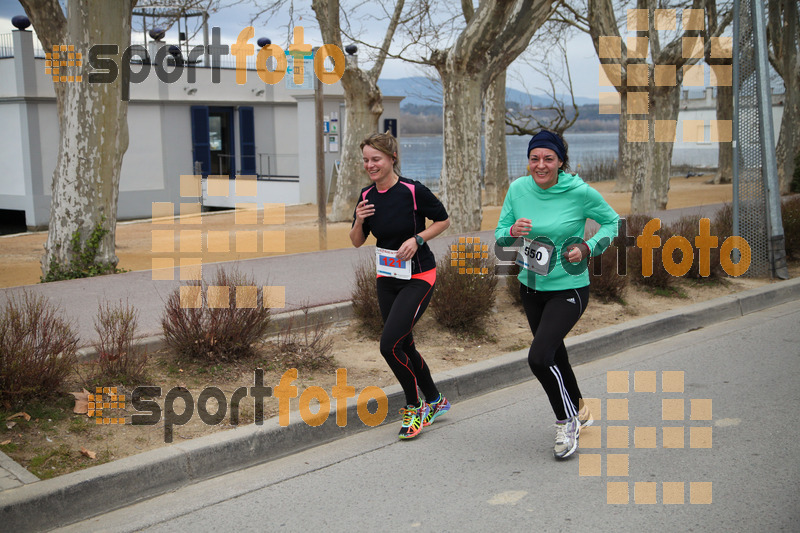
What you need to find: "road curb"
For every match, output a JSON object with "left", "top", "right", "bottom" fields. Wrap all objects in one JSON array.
[{"left": 2, "top": 277, "right": 799, "bottom": 531}]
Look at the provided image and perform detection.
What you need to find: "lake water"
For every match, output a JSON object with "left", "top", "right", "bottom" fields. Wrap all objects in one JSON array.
[{"left": 398, "top": 132, "right": 718, "bottom": 189}]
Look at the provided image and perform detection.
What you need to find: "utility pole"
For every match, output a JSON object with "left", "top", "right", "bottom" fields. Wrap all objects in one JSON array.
[{"left": 314, "top": 47, "right": 327, "bottom": 250}]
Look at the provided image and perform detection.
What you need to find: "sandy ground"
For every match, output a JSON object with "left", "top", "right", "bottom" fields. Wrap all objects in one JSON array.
[{"left": 0, "top": 175, "right": 732, "bottom": 288}]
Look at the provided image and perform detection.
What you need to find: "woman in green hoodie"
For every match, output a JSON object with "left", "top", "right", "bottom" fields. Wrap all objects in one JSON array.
[{"left": 495, "top": 130, "right": 619, "bottom": 460}]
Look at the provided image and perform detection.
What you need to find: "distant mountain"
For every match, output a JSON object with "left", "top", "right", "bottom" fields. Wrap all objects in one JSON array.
[{"left": 378, "top": 76, "right": 598, "bottom": 110}]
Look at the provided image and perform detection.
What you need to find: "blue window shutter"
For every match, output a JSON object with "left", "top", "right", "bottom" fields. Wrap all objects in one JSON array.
[
  {"left": 239, "top": 106, "right": 256, "bottom": 176},
  {"left": 190, "top": 106, "right": 210, "bottom": 178}
]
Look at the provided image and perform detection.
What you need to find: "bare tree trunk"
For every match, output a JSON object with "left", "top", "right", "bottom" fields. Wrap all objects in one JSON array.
[
  {"left": 483, "top": 71, "right": 509, "bottom": 206},
  {"left": 706, "top": 0, "right": 733, "bottom": 184},
  {"left": 21, "top": 0, "right": 133, "bottom": 276},
  {"left": 425, "top": 0, "right": 553, "bottom": 232},
  {"left": 330, "top": 68, "right": 382, "bottom": 221},
  {"left": 651, "top": 85, "right": 680, "bottom": 208},
  {"left": 714, "top": 84, "right": 734, "bottom": 184},
  {"left": 614, "top": 88, "right": 633, "bottom": 192},
  {"left": 312, "top": 0, "right": 404, "bottom": 221},
  {"left": 439, "top": 69, "right": 484, "bottom": 231},
  {"left": 775, "top": 0, "right": 798, "bottom": 193},
  {"left": 589, "top": 0, "right": 724, "bottom": 212}
]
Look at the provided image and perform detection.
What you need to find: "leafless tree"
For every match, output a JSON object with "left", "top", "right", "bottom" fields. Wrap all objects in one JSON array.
[
  {"left": 705, "top": 0, "right": 732, "bottom": 184},
  {"left": 399, "top": 0, "right": 556, "bottom": 232},
  {"left": 504, "top": 36, "right": 580, "bottom": 138},
  {"left": 767, "top": 0, "right": 799, "bottom": 193},
  {"left": 570, "top": 0, "right": 732, "bottom": 213},
  {"left": 20, "top": 0, "right": 138, "bottom": 277},
  {"left": 251, "top": 0, "right": 413, "bottom": 222}
]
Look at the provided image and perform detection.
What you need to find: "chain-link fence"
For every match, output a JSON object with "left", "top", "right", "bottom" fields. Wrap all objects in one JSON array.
[{"left": 733, "top": 0, "right": 788, "bottom": 278}]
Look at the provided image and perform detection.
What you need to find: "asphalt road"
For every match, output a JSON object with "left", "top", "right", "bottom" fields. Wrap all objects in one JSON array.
[
  {"left": 0, "top": 202, "right": 728, "bottom": 344},
  {"left": 57, "top": 298, "right": 800, "bottom": 533}
]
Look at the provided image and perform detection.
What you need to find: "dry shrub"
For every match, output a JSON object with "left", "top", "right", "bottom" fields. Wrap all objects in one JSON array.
[
  {"left": 504, "top": 263, "right": 523, "bottom": 308},
  {"left": 270, "top": 307, "right": 335, "bottom": 371},
  {"left": 161, "top": 268, "right": 271, "bottom": 362},
  {"left": 92, "top": 300, "right": 147, "bottom": 385},
  {"left": 712, "top": 203, "right": 734, "bottom": 242},
  {"left": 351, "top": 256, "right": 383, "bottom": 336},
  {"left": 430, "top": 243, "right": 498, "bottom": 331},
  {"left": 0, "top": 291, "right": 79, "bottom": 408},
  {"left": 782, "top": 196, "right": 800, "bottom": 260},
  {"left": 624, "top": 214, "right": 676, "bottom": 291},
  {"left": 666, "top": 214, "right": 726, "bottom": 281},
  {"left": 589, "top": 244, "right": 628, "bottom": 303}
]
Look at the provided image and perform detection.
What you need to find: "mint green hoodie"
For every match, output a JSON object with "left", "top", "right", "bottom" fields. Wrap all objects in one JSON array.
[{"left": 495, "top": 170, "right": 619, "bottom": 291}]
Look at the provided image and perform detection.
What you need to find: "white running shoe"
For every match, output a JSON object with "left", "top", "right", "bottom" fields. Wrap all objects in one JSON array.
[{"left": 554, "top": 416, "right": 579, "bottom": 459}]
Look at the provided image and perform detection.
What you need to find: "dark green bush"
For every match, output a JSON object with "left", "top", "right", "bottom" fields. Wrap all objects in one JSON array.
[
  {"left": 0, "top": 291, "right": 79, "bottom": 408},
  {"left": 430, "top": 242, "right": 498, "bottom": 331},
  {"left": 350, "top": 256, "right": 383, "bottom": 337},
  {"left": 161, "top": 268, "right": 271, "bottom": 362}
]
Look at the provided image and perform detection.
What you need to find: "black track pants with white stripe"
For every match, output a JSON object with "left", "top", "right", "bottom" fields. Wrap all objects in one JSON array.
[
  {"left": 520, "top": 284, "right": 590, "bottom": 421},
  {"left": 376, "top": 276, "right": 439, "bottom": 406}
]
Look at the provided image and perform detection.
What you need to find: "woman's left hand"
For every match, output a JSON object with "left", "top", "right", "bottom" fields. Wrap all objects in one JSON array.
[{"left": 397, "top": 238, "right": 419, "bottom": 261}]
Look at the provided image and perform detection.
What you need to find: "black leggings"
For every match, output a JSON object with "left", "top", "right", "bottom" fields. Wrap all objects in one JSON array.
[
  {"left": 520, "top": 284, "right": 590, "bottom": 421},
  {"left": 376, "top": 276, "right": 439, "bottom": 406}
]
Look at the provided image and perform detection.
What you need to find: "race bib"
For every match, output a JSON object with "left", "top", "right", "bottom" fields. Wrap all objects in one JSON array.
[
  {"left": 376, "top": 247, "right": 411, "bottom": 280},
  {"left": 516, "top": 238, "right": 554, "bottom": 275}
]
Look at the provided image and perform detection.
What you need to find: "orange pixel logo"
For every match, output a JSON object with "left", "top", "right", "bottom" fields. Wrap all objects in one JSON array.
[
  {"left": 579, "top": 371, "right": 713, "bottom": 505},
  {"left": 89, "top": 387, "right": 126, "bottom": 425},
  {"left": 451, "top": 237, "right": 490, "bottom": 275},
  {"left": 45, "top": 44, "right": 82, "bottom": 83}
]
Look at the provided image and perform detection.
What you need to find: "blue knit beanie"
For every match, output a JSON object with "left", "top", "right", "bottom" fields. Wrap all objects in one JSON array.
[{"left": 527, "top": 130, "right": 566, "bottom": 162}]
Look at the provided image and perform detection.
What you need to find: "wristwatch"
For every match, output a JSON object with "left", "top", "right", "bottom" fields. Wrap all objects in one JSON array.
[{"left": 414, "top": 234, "right": 425, "bottom": 246}]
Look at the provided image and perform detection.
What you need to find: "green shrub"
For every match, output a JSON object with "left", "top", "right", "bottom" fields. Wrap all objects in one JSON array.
[
  {"left": 161, "top": 268, "right": 272, "bottom": 362},
  {"left": 91, "top": 300, "right": 147, "bottom": 385},
  {"left": 41, "top": 217, "right": 126, "bottom": 283},
  {"left": 782, "top": 196, "right": 800, "bottom": 260},
  {"left": 350, "top": 256, "right": 383, "bottom": 337},
  {"left": 430, "top": 242, "right": 498, "bottom": 331},
  {"left": 0, "top": 291, "right": 79, "bottom": 408}
]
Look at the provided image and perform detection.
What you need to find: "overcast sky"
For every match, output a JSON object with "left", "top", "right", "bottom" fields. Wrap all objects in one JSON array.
[{"left": 1, "top": 1, "right": 603, "bottom": 99}]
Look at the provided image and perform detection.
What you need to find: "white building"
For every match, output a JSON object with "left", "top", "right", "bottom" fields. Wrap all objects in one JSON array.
[
  {"left": 0, "top": 28, "right": 402, "bottom": 231},
  {"left": 674, "top": 86, "right": 783, "bottom": 168}
]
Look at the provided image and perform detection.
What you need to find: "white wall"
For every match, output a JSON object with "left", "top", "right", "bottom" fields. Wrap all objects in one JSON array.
[
  {"left": 0, "top": 105, "right": 26, "bottom": 195},
  {"left": 121, "top": 104, "right": 166, "bottom": 192},
  {"left": 0, "top": 60, "right": 16, "bottom": 97}
]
